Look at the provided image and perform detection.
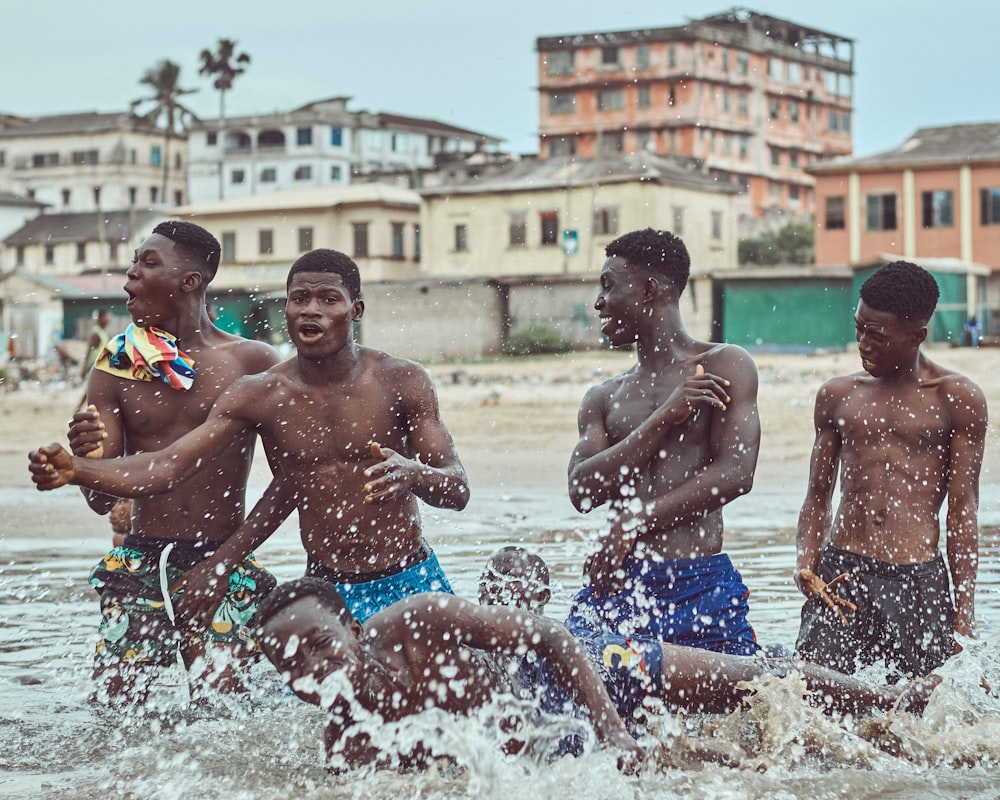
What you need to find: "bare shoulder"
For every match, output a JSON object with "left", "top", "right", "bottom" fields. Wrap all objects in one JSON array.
[
  {"left": 581, "top": 368, "right": 629, "bottom": 410},
  {"left": 922, "top": 362, "right": 988, "bottom": 415},
  {"left": 213, "top": 331, "right": 282, "bottom": 374},
  {"left": 700, "top": 342, "right": 758, "bottom": 378},
  {"left": 364, "top": 348, "right": 434, "bottom": 389}
]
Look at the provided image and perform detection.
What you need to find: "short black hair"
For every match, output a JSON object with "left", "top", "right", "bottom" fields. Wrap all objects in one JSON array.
[
  {"left": 605, "top": 228, "right": 690, "bottom": 294},
  {"left": 484, "top": 546, "right": 550, "bottom": 586},
  {"left": 859, "top": 261, "right": 940, "bottom": 327},
  {"left": 253, "top": 577, "right": 352, "bottom": 634},
  {"left": 153, "top": 220, "right": 221, "bottom": 283},
  {"left": 286, "top": 249, "right": 362, "bottom": 300}
]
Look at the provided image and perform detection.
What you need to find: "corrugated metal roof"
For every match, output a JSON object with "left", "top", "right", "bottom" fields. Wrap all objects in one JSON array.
[
  {"left": 0, "top": 110, "right": 159, "bottom": 138},
  {"left": 175, "top": 184, "right": 421, "bottom": 216},
  {"left": 3, "top": 209, "right": 163, "bottom": 246}
]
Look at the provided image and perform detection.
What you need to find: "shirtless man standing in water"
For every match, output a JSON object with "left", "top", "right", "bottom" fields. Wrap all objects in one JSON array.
[
  {"left": 796, "top": 261, "right": 987, "bottom": 677},
  {"left": 70, "top": 220, "right": 283, "bottom": 704},
  {"left": 565, "top": 228, "right": 761, "bottom": 656},
  {"left": 31, "top": 248, "right": 469, "bottom": 627}
]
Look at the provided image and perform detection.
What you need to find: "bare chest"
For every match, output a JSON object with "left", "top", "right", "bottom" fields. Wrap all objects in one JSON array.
[{"left": 834, "top": 387, "right": 951, "bottom": 452}]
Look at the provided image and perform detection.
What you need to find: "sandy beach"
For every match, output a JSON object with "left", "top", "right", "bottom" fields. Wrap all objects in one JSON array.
[{"left": 3, "top": 345, "right": 999, "bottom": 495}]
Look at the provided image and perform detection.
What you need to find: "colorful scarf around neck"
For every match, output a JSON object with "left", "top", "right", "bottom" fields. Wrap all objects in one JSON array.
[{"left": 95, "top": 324, "right": 196, "bottom": 390}]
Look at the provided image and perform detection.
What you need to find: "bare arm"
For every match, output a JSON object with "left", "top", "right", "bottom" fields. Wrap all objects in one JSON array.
[
  {"left": 943, "top": 378, "right": 987, "bottom": 639},
  {"left": 568, "top": 364, "right": 732, "bottom": 513},
  {"left": 362, "top": 364, "right": 469, "bottom": 510},
  {"left": 795, "top": 383, "right": 842, "bottom": 586},
  {"left": 69, "top": 369, "right": 125, "bottom": 514}
]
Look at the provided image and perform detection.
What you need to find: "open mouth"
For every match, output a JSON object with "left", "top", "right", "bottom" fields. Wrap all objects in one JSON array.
[{"left": 297, "top": 323, "right": 324, "bottom": 341}]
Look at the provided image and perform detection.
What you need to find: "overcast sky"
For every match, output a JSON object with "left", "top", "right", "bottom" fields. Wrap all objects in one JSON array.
[{"left": 2, "top": 1, "right": 995, "bottom": 157}]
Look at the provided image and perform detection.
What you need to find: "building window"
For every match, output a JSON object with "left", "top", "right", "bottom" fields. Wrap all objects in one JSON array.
[
  {"left": 299, "top": 227, "right": 313, "bottom": 252},
  {"left": 770, "top": 147, "right": 781, "bottom": 168},
  {"left": 636, "top": 45, "right": 650, "bottom": 70},
  {"left": 738, "top": 135, "right": 748, "bottom": 159},
  {"left": 353, "top": 222, "right": 369, "bottom": 257},
  {"left": 546, "top": 50, "right": 574, "bottom": 76},
  {"left": 331, "top": 165, "right": 342, "bottom": 181},
  {"left": 601, "top": 46, "right": 619, "bottom": 66},
  {"left": 129, "top": 148, "right": 137, "bottom": 164},
  {"left": 174, "top": 190, "right": 182, "bottom": 206},
  {"left": 454, "top": 223, "right": 468, "bottom": 252},
  {"left": 737, "top": 51, "right": 748, "bottom": 75},
  {"left": 45, "top": 244, "right": 55, "bottom": 264},
  {"left": 109, "top": 241, "right": 119, "bottom": 262},
  {"left": 128, "top": 187, "right": 137, "bottom": 205},
  {"left": 980, "top": 188, "right": 1000, "bottom": 225},
  {"left": 61, "top": 189, "right": 71, "bottom": 206},
  {"left": 789, "top": 150, "right": 799, "bottom": 169},
  {"left": 548, "top": 92, "right": 575, "bottom": 114},
  {"left": 32, "top": 152, "right": 59, "bottom": 167},
  {"left": 540, "top": 211, "right": 559, "bottom": 246},
  {"left": 391, "top": 222, "right": 405, "bottom": 258},
  {"left": 828, "top": 111, "right": 839, "bottom": 132},
  {"left": 549, "top": 137, "right": 576, "bottom": 157},
  {"left": 413, "top": 224, "right": 421, "bottom": 260},
  {"left": 668, "top": 44, "right": 676, "bottom": 68},
  {"left": 769, "top": 181, "right": 781, "bottom": 200},
  {"left": 637, "top": 130, "right": 652, "bottom": 151},
  {"left": 788, "top": 100, "right": 800, "bottom": 123},
  {"left": 366, "top": 130, "right": 383, "bottom": 149},
  {"left": 76, "top": 242, "right": 87, "bottom": 263},
  {"left": 15, "top": 245, "right": 24, "bottom": 266},
  {"left": 922, "top": 190, "right": 954, "bottom": 228},
  {"left": 259, "top": 229, "right": 273, "bottom": 255},
  {"left": 151, "top": 146, "right": 161, "bottom": 167},
  {"left": 667, "top": 84, "right": 676, "bottom": 106},
  {"left": 206, "top": 132, "right": 217, "bottom": 146},
  {"left": 721, "top": 49, "right": 729, "bottom": 72},
  {"left": 150, "top": 186, "right": 159, "bottom": 203},
  {"left": 330, "top": 127, "right": 343, "bottom": 146},
  {"left": 789, "top": 185, "right": 801, "bottom": 203},
  {"left": 738, "top": 92, "right": 748, "bottom": 117},
  {"left": 294, "top": 165, "right": 312, "bottom": 180},
  {"left": 841, "top": 112, "right": 851, "bottom": 132},
  {"left": 598, "top": 131, "right": 624, "bottom": 153},
  {"left": 509, "top": 211, "right": 526, "bottom": 247},
  {"left": 296, "top": 127, "right": 313, "bottom": 145},
  {"left": 636, "top": 85, "right": 651, "bottom": 109},
  {"left": 72, "top": 149, "right": 99, "bottom": 165},
  {"left": 672, "top": 206, "right": 685, "bottom": 236},
  {"left": 231, "top": 168, "right": 246, "bottom": 184},
  {"left": 222, "top": 232, "right": 236, "bottom": 262},
  {"left": 593, "top": 206, "right": 618, "bottom": 236},
  {"left": 93, "top": 187, "right": 101, "bottom": 206},
  {"left": 260, "top": 167, "right": 277, "bottom": 183},
  {"left": 768, "top": 58, "right": 781, "bottom": 80},
  {"left": 721, "top": 90, "right": 730, "bottom": 113},
  {"left": 597, "top": 89, "right": 623, "bottom": 112},
  {"left": 0, "top": 150, "right": 5, "bottom": 167},
  {"left": 866, "top": 193, "right": 897, "bottom": 231},
  {"left": 788, "top": 62, "right": 801, "bottom": 85},
  {"left": 711, "top": 210, "right": 723, "bottom": 241},
  {"left": 769, "top": 98, "right": 780, "bottom": 121}
]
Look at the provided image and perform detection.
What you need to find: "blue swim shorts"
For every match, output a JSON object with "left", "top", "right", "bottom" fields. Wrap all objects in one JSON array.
[
  {"left": 305, "top": 541, "right": 453, "bottom": 622},
  {"left": 564, "top": 552, "right": 758, "bottom": 656}
]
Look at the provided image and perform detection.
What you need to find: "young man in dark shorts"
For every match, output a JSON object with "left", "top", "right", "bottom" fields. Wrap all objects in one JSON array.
[
  {"left": 69, "top": 221, "right": 284, "bottom": 704},
  {"left": 31, "top": 249, "right": 469, "bottom": 629},
  {"left": 566, "top": 228, "right": 760, "bottom": 656},
  {"left": 795, "top": 261, "right": 987, "bottom": 678}
]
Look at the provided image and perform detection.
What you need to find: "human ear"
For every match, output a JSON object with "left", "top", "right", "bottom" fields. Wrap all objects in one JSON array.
[
  {"left": 181, "top": 271, "right": 204, "bottom": 293},
  {"left": 352, "top": 299, "right": 365, "bottom": 321}
]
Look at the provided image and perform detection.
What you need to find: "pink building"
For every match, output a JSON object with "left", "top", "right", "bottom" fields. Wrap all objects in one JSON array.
[{"left": 535, "top": 8, "right": 855, "bottom": 220}]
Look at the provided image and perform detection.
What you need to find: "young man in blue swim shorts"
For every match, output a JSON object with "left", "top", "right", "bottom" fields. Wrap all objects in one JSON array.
[
  {"left": 566, "top": 229, "right": 760, "bottom": 657},
  {"left": 31, "top": 250, "right": 469, "bottom": 632}
]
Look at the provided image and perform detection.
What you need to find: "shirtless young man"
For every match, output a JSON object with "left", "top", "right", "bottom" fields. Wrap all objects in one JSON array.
[
  {"left": 31, "top": 249, "right": 469, "bottom": 625},
  {"left": 565, "top": 228, "right": 760, "bottom": 656},
  {"left": 71, "top": 220, "right": 282, "bottom": 704},
  {"left": 254, "top": 578, "right": 644, "bottom": 773},
  {"left": 795, "top": 261, "right": 987, "bottom": 677}
]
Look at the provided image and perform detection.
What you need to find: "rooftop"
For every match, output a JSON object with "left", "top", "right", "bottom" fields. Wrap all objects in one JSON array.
[
  {"left": 3, "top": 209, "right": 163, "bottom": 247},
  {"left": 175, "top": 183, "right": 421, "bottom": 216}
]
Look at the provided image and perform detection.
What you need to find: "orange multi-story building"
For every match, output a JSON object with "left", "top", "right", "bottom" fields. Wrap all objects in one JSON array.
[{"left": 535, "top": 8, "right": 854, "bottom": 220}]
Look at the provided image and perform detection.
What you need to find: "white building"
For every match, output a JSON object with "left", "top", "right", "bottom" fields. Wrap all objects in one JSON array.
[
  {"left": 186, "top": 96, "right": 501, "bottom": 203},
  {"left": 0, "top": 111, "right": 186, "bottom": 212}
]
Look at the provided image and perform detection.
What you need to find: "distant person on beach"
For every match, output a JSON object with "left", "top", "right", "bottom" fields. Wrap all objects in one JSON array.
[
  {"left": 565, "top": 228, "right": 761, "bottom": 656},
  {"left": 30, "top": 248, "right": 469, "bottom": 626},
  {"left": 480, "top": 548, "right": 931, "bottom": 734},
  {"left": 65, "top": 220, "right": 284, "bottom": 704},
  {"left": 81, "top": 309, "right": 111, "bottom": 380},
  {"left": 795, "top": 261, "right": 987, "bottom": 678},
  {"left": 254, "top": 577, "right": 644, "bottom": 772},
  {"left": 963, "top": 315, "right": 982, "bottom": 347}
]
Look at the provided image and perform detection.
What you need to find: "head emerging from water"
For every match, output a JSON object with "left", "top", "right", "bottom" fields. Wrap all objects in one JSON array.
[
  {"left": 286, "top": 248, "right": 362, "bottom": 300},
  {"left": 605, "top": 228, "right": 690, "bottom": 296},
  {"left": 152, "top": 220, "right": 222, "bottom": 284},
  {"left": 254, "top": 578, "right": 363, "bottom": 707},
  {"left": 478, "top": 546, "right": 551, "bottom": 613}
]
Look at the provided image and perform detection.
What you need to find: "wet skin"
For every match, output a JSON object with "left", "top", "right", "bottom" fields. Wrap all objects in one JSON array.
[
  {"left": 796, "top": 300, "right": 987, "bottom": 641},
  {"left": 568, "top": 255, "right": 761, "bottom": 596},
  {"left": 258, "top": 593, "right": 644, "bottom": 772},
  {"left": 30, "top": 271, "right": 469, "bottom": 629}
]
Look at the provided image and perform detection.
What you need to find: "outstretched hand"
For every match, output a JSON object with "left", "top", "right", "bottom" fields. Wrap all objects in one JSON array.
[
  {"left": 363, "top": 442, "right": 417, "bottom": 504},
  {"left": 797, "top": 569, "right": 857, "bottom": 626},
  {"left": 28, "top": 444, "right": 76, "bottom": 490}
]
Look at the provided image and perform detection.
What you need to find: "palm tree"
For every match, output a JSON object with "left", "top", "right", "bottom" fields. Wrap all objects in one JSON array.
[
  {"left": 199, "top": 39, "right": 251, "bottom": 199},
  {"left": 131, "top": 60, "right": 199, "bottom": 205}
]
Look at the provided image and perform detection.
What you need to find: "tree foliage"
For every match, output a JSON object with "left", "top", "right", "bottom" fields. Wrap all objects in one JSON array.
[{"left": 738, "top": 222, "right": 815, "bottom": 266}]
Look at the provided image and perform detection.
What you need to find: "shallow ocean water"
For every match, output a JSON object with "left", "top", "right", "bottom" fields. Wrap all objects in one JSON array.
[{"left": 2, "top": 482, "right": 1000, "bottom": 800}]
